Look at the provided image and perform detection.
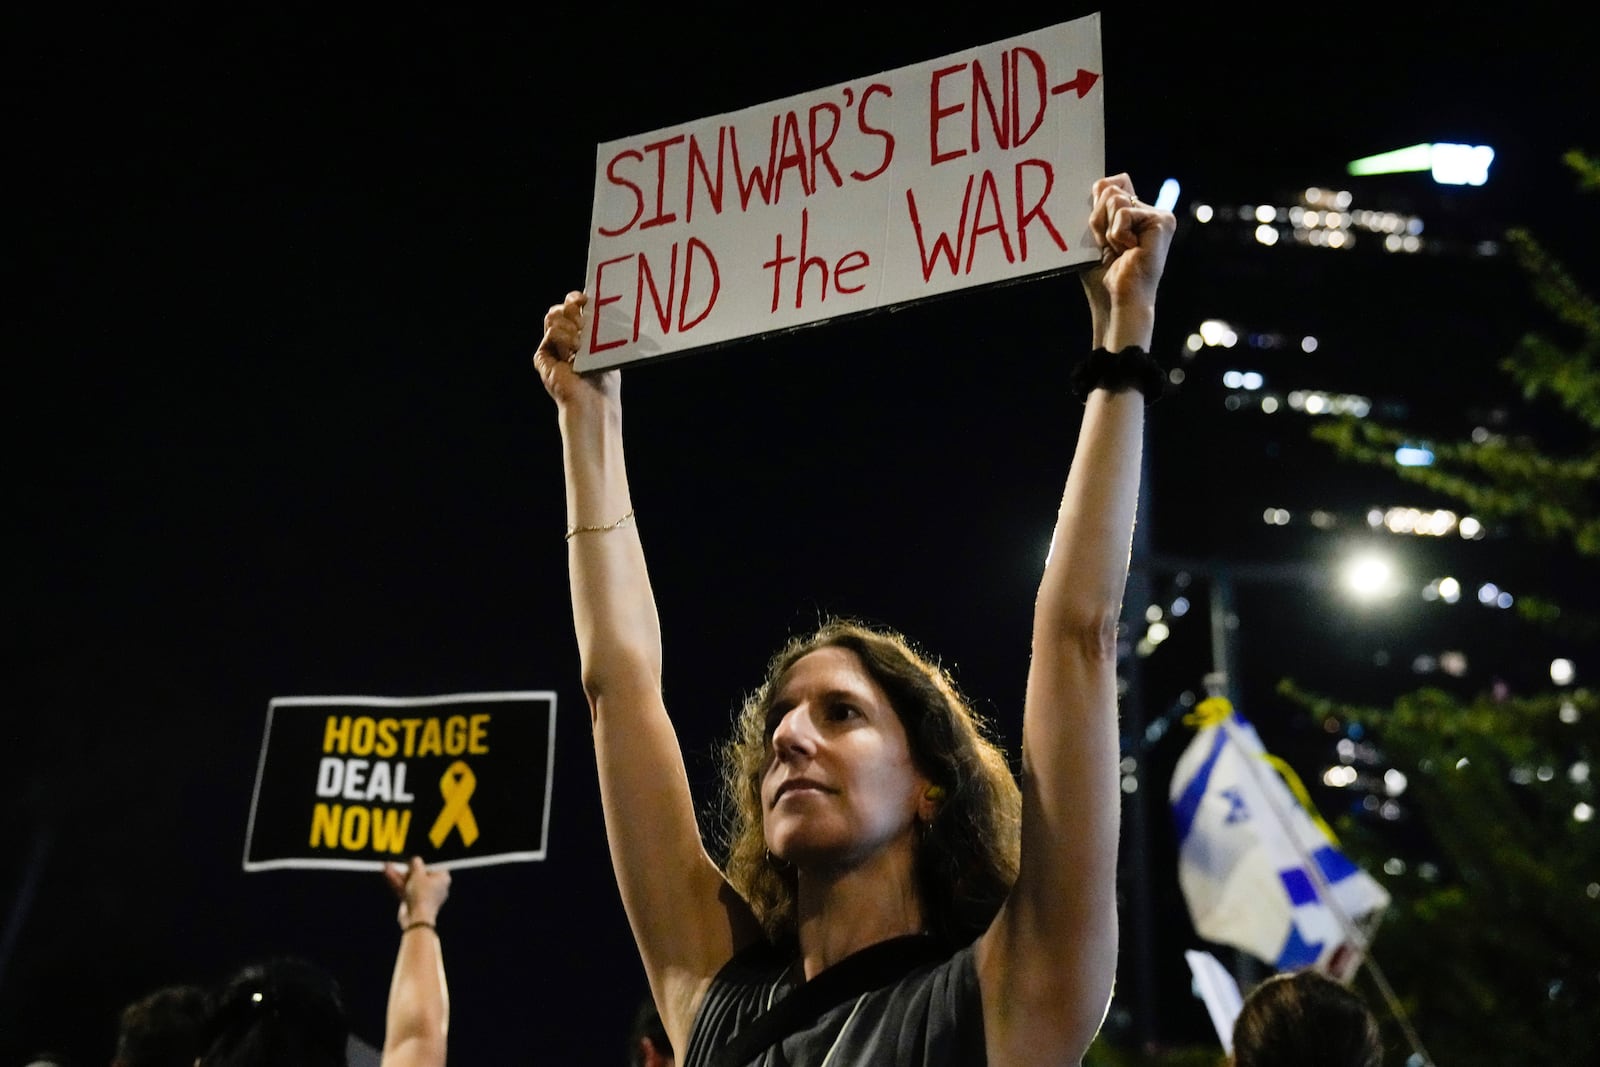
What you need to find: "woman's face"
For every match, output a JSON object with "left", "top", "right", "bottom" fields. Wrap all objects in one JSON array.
[{"left": 760, "top": 646, "right": 931, "bottom": 867}]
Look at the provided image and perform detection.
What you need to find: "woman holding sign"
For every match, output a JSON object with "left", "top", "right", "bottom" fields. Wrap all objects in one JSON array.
[{"left": 534, "top": 174, "right": 1173, "bottom": 1066}]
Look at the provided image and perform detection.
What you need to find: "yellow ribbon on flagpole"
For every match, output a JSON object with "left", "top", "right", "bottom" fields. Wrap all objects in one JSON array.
[
  {"left": 1181, "top": 695, "right": 1341, "bottom": 844},
  {"left": 1182, "top": 695, "right": 1234, "bottom": 729},
  {"left": 1261, "top": 751, "right": 1341, "bottom": 845}
]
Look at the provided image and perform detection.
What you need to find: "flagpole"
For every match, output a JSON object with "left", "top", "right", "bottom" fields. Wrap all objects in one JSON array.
[
  {"left": 1204, "top": 569, "right": 1265, "bottom": 994},
  {"left": 1118, "top": 429, "right": 1159, "bottom": 1049}
]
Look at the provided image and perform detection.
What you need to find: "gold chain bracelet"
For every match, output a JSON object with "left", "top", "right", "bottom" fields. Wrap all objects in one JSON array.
[{"left": 564, "top": 509, "right": 636, "bottom": 541}]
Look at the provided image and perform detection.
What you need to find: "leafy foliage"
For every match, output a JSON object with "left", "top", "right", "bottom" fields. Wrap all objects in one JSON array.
[
  {"left": 1279, "top": 681, "right": 1600, "bottom": 1066},
  {"left": 1291, "top": 152, "right": 1600, "bottom": 1066},
  {"left": 1086, "top": 1034, "right": 1221, "bottom": 1067}
]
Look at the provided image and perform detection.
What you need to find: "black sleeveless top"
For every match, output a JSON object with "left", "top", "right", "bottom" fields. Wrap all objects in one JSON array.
[{"left": 682, "top": 939, "right": 986, "bottom": 1066}]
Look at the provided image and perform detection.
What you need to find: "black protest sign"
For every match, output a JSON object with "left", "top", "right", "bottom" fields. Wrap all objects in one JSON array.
[{"left": 244, "top": 691, "right": 556, "bottom": 871}]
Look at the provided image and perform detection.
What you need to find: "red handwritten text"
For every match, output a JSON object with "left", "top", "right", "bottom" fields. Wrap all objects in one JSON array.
[
  {"left": 929, "top": 48, "right": 1063, "bottom": 166},
  {"left": 905, "top": 159, "right": 1066, "bottom": 279},
  {"left": 762, "top": 208, "right": 870, "bottom": 312},
  {"left": 589, "top": 240, "right": 721, "bottom": 353},
  {"left": 595, "top": 83, "right": 896, "bottom": 238}
]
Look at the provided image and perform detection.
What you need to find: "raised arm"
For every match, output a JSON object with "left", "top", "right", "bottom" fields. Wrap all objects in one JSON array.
[
  {"left": 380, "top": 857, "right": 451, "bottom": 1067},
  {"left": 534, "top": 295, "right": 758, "bottom": 1053},
  {"left": 977, "top": 175, "right": 1175, "bottom": 1064}
]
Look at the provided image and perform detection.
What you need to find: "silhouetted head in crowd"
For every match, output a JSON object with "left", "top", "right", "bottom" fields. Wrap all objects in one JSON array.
[
  {"left": 197, "top": 958, "right": 347, "bottom": 1067},
  {"left": 628, "top": 997, "right": 674, "bottom": 1067},
  {"left": 18, "top": 1053, "right": 76, "bottom": 1067},
  {"left": 1231, "top": 969, "right": 1382, "bottom": 1067},
  {"left": 112, "top": 983, "right": 213, "bottom": 1067}
]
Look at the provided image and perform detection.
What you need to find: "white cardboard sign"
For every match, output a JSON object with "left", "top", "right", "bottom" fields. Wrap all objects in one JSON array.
[
  {"left": 578, "top": 14, "right": 1104, "bottom": 371},
  {"left": 1185, "top": 949, "right": 1246, "bottom": 1054}
]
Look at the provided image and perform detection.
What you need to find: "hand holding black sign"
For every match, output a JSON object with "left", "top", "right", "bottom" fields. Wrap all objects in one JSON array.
[{"left": 243, "top": 692, "right": 557, "bottom": 871}]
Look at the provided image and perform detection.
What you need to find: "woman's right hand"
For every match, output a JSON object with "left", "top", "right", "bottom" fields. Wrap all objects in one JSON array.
[{"left": 533, "top": 290, "right": 620, "bottom": 414}]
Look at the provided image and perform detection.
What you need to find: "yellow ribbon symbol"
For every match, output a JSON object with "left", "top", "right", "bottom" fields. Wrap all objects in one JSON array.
[
  {"left": 1183, "top": 695, "right": 1234, "bottom": 729},
  {"left": 428, "top": 761, "right": 480, "bottom": 848}
]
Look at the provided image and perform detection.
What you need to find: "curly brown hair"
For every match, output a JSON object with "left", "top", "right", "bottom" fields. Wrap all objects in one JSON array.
[{"left": 719, "top": 618, "right": 1021, "bottom": 946}]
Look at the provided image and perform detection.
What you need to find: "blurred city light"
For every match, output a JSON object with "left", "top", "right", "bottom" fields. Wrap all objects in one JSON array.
[
  {"left": 1394, "top": 445, "right": 1435, "bottom": 467},
  {"left": 1287, "top": 389, "right": 1371, "bottom": 417},
  {"left": 1378, "top": 507, "right": 1458, "bottom": 537},
  {"left": 1551, "top": 659, "right": 1576, "bottom": 686},
  {"left": 1347, "top": 142, "right": 1496, "bottom": 186},
  {"left": 1324, "top": 765, "right": 1359, "bottom": 787},
  {"left": 1198, "top": 319, "right": 1238, "bottom": 347},
  {"left": 1429, "top": 143, "right": 1496, "bottom": 185}
]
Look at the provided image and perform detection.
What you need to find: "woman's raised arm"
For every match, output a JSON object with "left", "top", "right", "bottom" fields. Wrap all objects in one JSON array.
[
  {"left": 976, "top": 176, "right": 1175, "bottom": 1064},
  {"left": 534, "top": 293, "right": 759, "bottom": 1053}
]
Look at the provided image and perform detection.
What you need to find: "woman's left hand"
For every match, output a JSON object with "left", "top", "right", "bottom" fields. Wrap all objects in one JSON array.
[{"left": 1084, "top": 173, "right": 1176, "bottom": 312}]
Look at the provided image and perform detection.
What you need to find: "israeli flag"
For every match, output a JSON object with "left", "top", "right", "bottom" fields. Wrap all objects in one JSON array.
[{"left": 1169, "top": 698, "right": 1389, "bottom": 978}]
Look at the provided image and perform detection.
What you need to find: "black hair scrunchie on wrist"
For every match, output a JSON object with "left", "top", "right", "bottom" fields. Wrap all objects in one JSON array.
[{"left": 1070, "top": 347, "right": 1166, "bottom": 404}]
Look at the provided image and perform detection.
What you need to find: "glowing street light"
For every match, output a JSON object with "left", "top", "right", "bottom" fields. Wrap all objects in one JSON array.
[{"left": 1342, "top": 552, "right": 1401, "bottom": 601}]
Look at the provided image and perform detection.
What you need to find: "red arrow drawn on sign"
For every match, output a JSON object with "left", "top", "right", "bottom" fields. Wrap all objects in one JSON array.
[{"left": 1051, "top": 69, "right": 1101, "bottom": 99}]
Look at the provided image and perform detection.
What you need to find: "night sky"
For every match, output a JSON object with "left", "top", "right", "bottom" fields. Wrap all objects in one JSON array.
[{"left": 8, "top": 5, "right": 1595, "bottom": 1064}]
